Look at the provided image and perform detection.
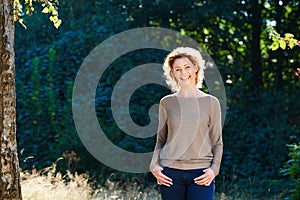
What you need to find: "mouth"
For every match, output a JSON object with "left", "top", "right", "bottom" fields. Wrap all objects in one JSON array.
[{"left": 180, "top": 75, "right": 190, "bottom": 81}]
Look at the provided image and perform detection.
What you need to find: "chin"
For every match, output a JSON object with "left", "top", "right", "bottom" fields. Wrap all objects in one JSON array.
[{"left": 180, "top": 83, "right": 194, "bottom": 87}]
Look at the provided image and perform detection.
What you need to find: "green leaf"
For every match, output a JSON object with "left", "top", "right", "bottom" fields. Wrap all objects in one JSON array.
[
  {"left": 203, "top": 28, "right": 209, "bottom": 35},
  {"left": 54, "top": 19, "right": 62, "bottom": 29},
  {"left": 289, "top": 41, "right": 295, "bottom": 49},
  {"left": 284, "top": 33, "right": 294, "bottom": 39},
  {"left": 270, "top": 42, "right": 279, "bottom": 51},
  {"left": 52, "top": 9, "right": 58, "bottom": 16},
  {"left": 42, "top": 7, "right": 49, "bottom": 13},
  {"left": 50, "top": 15, "right": 58, "bottom": 22},
  {"left": 48, "top": 6, "right": 55, "bottom": 13},
  {"left": 279, "top": 40, "right": 286, "bottom": 50},
  {"left": 285, "top": 5, "right": 292, "bottom": 18}
]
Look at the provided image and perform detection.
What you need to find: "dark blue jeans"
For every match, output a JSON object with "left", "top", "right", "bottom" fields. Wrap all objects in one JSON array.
[{"left": 159, "top": 167, "right": 214, "bottom": 200}]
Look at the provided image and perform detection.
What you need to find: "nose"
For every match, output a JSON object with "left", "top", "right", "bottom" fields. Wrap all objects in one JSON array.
[{"left": 181, "top": 69, "right": 187, "bottom": 75}]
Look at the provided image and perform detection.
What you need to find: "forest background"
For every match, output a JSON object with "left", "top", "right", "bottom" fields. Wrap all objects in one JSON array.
[{"left": 14, "top": 0, "right": 300, "bottom": 199}]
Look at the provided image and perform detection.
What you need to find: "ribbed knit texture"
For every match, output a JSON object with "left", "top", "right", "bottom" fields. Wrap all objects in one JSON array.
[{"left": 150, "top": 94, "right": 223, "bottom": 175}]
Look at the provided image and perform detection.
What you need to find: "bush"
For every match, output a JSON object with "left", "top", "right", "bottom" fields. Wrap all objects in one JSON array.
[
  {"left": 280, "top": 143, "right": 300, "bottom": 200},
  {"left": 218, "top": 87, "right": 299, "bottom": 198}
]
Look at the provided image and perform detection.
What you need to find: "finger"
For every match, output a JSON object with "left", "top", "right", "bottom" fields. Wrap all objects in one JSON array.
[
  {"left": 158, "top": 177, "right": 173, "bottom": 187},
  {"left": 159, "top": 177, "right": 173, "bottom": 186},
  {"left": 158, "top": 181, "right": 169, "bottom": 187},
  {"left": 195, "top": 179, "right": 211, "bottom": 186},
  {"left": 157, "top": 172, "right": 173, "bottom": 186},
  {"left": 195, "top": 178, "right": 211, "bottom": 185},
  {"left": 195, "top": 170, "right": 214, "bottom": 182},
  {"left": 194, "top": 174, "right": 206, "bottom": 181},
  {"left": 195, "top": 179, "right": 209, "bottom": 185},
  {"left": 161, "top": 181, "right": 172, "bottom": 187},
  {"left": 159, "top": 173, "right": 173, "bottom": 182},
  {"left": 205, "top": 182, "right": 211, "bottom": 186}
]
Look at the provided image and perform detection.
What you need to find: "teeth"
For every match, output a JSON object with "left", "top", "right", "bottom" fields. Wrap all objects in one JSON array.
[{"left": 181, "top": 76, "right": 190, "bottom": 80}]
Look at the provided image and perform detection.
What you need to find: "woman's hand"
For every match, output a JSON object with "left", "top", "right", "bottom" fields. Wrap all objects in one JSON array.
[
  {"left": 151, "top": 166, "right": 173, "bottom": 187},
  {"left": 194, "top": 168, "right": 215, "bottom": 186}
]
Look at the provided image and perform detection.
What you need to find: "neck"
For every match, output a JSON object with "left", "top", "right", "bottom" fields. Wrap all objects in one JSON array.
[{"left": 176, "top": 86, "right": 203, "bottom": 98}]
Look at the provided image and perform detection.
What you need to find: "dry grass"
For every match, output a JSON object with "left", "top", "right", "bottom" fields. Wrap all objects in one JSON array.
[
  {"left": 21, "top": 164, "right": 92, "bottom": 200},
  {"left": 20, "top": 163, "right": 160, "bottom": 200},
  {"left": 20, "top": 163, "right": 274, "bottom": 200}
]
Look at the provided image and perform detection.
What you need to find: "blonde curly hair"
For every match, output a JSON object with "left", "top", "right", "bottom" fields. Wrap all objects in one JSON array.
[{"left": 163, "top": 47, "right": 205, "bottom": 92}]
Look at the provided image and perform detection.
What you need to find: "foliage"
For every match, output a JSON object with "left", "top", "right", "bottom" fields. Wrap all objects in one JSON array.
[
  {"left": 219, "top": 87, "right": 299, "bottom": 199},
  {"left": 14, "top": 0, "right": 62, "bottom": 28},
  {"left": 17, "top": 48, "right": 69, "bottom": 168},
  {"left": 268, "top": 26, "right": 300, "bottom": 50},
  {"left": 280, "top": 143, "right": 300, "bottom": 200}
]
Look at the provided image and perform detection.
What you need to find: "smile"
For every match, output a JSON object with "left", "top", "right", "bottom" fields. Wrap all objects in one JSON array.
[{"left": 180, "top": 76, "right": 190, "bottom": 81}]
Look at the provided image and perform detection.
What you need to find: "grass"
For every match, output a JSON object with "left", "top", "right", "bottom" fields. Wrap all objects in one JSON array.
[
  {"left": 21, "top": 165, "right": 92, "bottom": 200},
  {"left": 21, "top": 163, "right": 161, "bottom": 200},
  {"left": 20, "top": 163, "right": 283, "bottom": 200}
]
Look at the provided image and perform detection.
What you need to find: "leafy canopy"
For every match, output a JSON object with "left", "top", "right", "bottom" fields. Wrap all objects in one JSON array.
[{"left": 14, "top": 0, "right": 62, "bottom": 28}]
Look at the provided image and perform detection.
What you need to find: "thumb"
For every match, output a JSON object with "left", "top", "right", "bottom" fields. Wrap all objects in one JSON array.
[
  {"left": 156, "top": 166, "right": 163, "bottom": 172},
  {"left": 152, "top": 166, "right": 163, "bottom": 174}
]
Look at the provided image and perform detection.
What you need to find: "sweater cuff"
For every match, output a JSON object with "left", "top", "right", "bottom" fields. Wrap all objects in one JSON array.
[{"left": 149, "top": 162, "right": 161, "bottom": 172}]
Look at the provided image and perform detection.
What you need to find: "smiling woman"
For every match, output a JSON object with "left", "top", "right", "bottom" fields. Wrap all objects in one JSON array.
[
  {"left": 150, "top": 47, "right": 223, "bottom": 200},
  {"left": 172, "top": 57, "right": 198, "bottom": 89},
  {"left": 162, "top": 47, "right": 205, "bottom": 93}
]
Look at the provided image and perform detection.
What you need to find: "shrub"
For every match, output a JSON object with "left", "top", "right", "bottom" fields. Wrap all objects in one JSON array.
[{"left": 280, "top": 143, "right": 300, "bottom": 200}]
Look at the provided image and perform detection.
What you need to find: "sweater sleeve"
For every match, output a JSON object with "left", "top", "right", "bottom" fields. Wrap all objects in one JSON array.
[
  {"left": 209, "top": 97, "right": 223, "bottom": 176},
  {"left": 149, "top": 101, "right": 168, "bottom": 171}
]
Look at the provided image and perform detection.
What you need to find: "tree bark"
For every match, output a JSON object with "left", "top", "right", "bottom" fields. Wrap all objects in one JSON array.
[
  {"left": 274, "top": 0, "right": 286, "bottom": 88},
  {"left": 0, "top": 0, "right": 22, "bottom": 199},
  {"left": 250, "top": 0, "right": 263, "bottom": 90}
]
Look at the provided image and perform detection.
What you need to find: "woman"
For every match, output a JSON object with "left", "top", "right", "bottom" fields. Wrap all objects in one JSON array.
[{"left": 150, "top": 47, "right": 223, "bottom": 200}]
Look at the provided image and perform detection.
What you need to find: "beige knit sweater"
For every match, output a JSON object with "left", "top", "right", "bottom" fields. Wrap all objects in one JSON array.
[{"left": 150, "top": 94, "right": 223, "bottom": 176}]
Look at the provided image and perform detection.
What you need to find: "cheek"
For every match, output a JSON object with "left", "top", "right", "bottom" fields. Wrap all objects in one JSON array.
[
  {"left": 171, "top": 70, "right": 179, "bottom": 77},
  {"left": 192, "top": 68, "right": 198, "bottom": 76},
  {"left": 170, "top": 71, "right": 177, "bottom": 81},
  {"left": 193, "top": 70, "right": 198, "bottom": 76}
]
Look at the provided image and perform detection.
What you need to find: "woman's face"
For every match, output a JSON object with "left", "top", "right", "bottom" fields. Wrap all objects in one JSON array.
[{"left": 172, "top": 57, "right": 198, "bottom": 88}]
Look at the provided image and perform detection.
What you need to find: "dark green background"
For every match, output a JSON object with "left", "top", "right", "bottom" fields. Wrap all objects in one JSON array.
[{"left": 15, "top": 0, "right": 300, "bottom": 198}]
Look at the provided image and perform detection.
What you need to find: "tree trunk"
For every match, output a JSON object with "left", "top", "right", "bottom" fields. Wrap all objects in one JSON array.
[
  {"left": 250, "top": 0, "right": 262, "bottom": 90},
  {"left": 274, "top": 0, "right": 286, "bottom": 88},
  {"left": 0, "top": 0, "right": 22, "bottom": 199}
]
